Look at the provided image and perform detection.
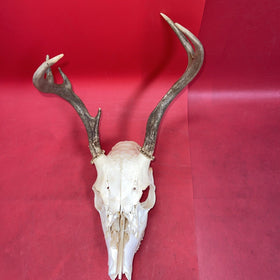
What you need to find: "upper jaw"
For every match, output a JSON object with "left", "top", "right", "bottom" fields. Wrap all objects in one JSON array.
[{"left": 105, "top": 205, "right": 150, "bottom": 280}]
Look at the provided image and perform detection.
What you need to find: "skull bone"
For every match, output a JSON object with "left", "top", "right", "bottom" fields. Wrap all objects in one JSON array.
[{"left": 92, "top": 141, "right": 156, "bottom": 280}]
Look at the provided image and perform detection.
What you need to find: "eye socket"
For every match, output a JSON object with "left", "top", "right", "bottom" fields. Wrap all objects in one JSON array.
[{"left": 140, "top": 186, "right": 150, "bottom": 203}]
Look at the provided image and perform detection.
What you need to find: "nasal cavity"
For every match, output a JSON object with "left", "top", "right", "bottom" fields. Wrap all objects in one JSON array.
[{"left": 140, "top": 186, "right": 150, "bottom": 203}]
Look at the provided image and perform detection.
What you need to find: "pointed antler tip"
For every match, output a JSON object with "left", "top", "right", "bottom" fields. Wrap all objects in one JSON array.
[
  {"left": 174, "top": 23, "right": 189, "bottom": 34},
  {"left": 160, "top": 13, "right": 169, "bottom": 20},
  {"left": 46, "top": 54, "right": 64, "bottom": 66}
]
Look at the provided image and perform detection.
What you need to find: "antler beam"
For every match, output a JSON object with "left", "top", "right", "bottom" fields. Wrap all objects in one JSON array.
[{"left": 140, "top": 13, "right": 204, "bottom": 159}]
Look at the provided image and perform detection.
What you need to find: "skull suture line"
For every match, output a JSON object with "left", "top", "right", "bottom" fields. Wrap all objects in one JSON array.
[{"left": 33, "top": 13, "right": 204, "bottom": 280}]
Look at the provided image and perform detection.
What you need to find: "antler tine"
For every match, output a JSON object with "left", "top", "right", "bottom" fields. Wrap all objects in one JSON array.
[
  {"left": 140, "top": 13, "right": 204, "bottom": 159},
  {"left": 33, "top": 54, "right": 104, "bottom": 162}
]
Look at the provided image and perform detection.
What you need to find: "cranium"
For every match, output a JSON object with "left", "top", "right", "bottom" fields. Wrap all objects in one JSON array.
[{"left": 33, "top": 13, "right": 204, "bottom": 280}]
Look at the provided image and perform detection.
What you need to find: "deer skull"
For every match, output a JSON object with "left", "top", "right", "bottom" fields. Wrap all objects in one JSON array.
[
  {"left": 33, "top": 13, "right": 204, "bottom": 280},
  {"left": 93, "top": 141, "right": 155, "bottom": 280}
]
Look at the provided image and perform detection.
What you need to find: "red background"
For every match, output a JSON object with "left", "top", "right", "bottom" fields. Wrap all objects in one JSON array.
[{"left": 1, "top": 0, "right": 279, "bottom": 280}]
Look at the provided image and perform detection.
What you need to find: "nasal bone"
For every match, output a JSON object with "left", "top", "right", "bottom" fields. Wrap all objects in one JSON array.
[{"left": 117, "top": 212, "right": 125, "bottom": 279}]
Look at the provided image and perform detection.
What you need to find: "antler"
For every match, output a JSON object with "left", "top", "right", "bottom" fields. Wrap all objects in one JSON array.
[
  {"left": 140, "top": 13, "right": 204, "bottom": 159},
  {"left": 33, "top": 54, "right": 104, "bottom": 162}
]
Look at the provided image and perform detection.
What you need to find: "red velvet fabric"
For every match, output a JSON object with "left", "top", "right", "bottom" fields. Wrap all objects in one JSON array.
[{"left": 189, "top": 1, "right": 280, "bottom": 279}]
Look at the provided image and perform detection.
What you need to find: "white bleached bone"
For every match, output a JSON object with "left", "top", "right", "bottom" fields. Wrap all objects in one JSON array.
[{"left": 93, "top": 141, "right": 155, "bottom": 280}]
